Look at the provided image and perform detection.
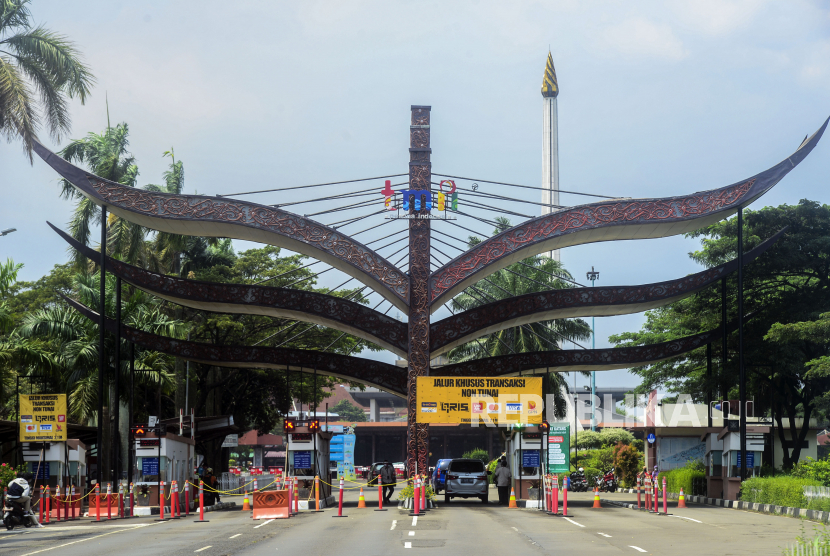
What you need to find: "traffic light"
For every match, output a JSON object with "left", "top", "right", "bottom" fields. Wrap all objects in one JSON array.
[
  {"left": 284, "top": 418, "right": 295, "bottom": 432},
  {"left": 131, "top": 425, "right": 147, "bottom": 437},
  {"left": 309, "top": 419, "right": 320, "bottom": 432},
  {"left": 540, "top": 420, "right": 550, "bottom": 434}
]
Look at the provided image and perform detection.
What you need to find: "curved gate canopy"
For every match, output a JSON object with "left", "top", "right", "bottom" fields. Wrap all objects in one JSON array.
[
  {"left": 62, "top": 295, "right": 408, "bottom": 396},
  {"left": 33, "top": 141, "right": 410, "bottom": 311},
  {"left": 429, "top": 118, "right": 828, "bottom": 309},
  {"left": 49, "top": 222, "right": 409, "bottom": 357},
  {"left": 428, "top": 228, "right": 785, "bottom": 356}
]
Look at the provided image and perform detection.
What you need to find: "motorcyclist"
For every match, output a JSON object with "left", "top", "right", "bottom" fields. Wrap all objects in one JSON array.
[{"left": 6, "top": 472, "right": 43, "bottom": 528}]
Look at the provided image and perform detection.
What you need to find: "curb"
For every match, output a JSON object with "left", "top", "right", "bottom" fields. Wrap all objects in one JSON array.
[
  {"left": 397, "top": 498, "right": 437, "bottom": 510},
  {"left": 120, "top": 501, "right": 237, "bottom": 517},
  {"left": 601, "top": 495, "right": 830, "bottom": 523}
]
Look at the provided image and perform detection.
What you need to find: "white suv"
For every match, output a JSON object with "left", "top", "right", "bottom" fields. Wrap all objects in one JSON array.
[{"left": 444, "top": 459, "right": 489, "bottom": 504}]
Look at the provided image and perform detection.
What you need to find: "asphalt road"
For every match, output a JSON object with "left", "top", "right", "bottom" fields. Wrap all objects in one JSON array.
[{"left": 1, "top": 487, "right": 817, "bottom": 555}]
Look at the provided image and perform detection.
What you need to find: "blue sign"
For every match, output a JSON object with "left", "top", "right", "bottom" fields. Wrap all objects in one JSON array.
[
  {"left": 647, "top": 433, "right": 656, "bottom": 444},
  {"left": 736, "top": 452, "right": 755, "bottom": 469},
  {"left": 294, "top": 451, "right": 312, "bottom": 468},
  {"left": 329, "top": 452, "right": 344, "bottom": 462},
  {"left": 31, "top": 462, "right": 49, "bottom": 480},
  {"left": 142, "top": 457, "right": 159, "bottom": 475},
  {"left": 522, "top": 450, "right": 540, "bottom": 467}
]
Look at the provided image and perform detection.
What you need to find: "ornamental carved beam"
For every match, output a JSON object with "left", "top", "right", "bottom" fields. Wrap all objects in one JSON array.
[
  {"left": 428, "top": 118, "right": 828, "bottom": 309},
  {"left": 49, "top": 222, "right": 409, "bottom": 357},
  {"left": 429, "top": 228, "right": 785, "bottom": 356},
  {"left": 62, "top": 295, "right": 408, "bottom": 396},
  {"left": 33, "top": 140, "right": 410, "bottom": 311}
]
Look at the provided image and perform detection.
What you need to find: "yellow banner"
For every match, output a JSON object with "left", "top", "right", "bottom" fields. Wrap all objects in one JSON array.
[
  {"left": 416, "top": 377, "right": 543, "bottom": 424},
  {"left": 20, "top": 394, "right": 68, "bottom": 442}
]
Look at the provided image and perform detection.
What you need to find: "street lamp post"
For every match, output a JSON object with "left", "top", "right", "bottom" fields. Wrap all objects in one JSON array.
[{"left": 586, "top": 267, "right": 600, "bottom": 431}]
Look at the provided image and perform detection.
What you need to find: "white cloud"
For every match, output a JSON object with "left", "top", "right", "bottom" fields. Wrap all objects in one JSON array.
[
  {"left": 671, "top": 0, "right": 769, "bottom": 36},
  {"left": 597, "top": 17, "right": 688, "bottom": 61}
]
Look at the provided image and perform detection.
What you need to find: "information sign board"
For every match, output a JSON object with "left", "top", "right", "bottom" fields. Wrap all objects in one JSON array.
[
  {"left": 547, "top": 423, "right": 570, "bottom": 474},
  {"left": 19, "top": 394, "right": 67, "bottom": 442},
  {"left": 522, "top": 450, "right": 540, "bottom": 467},
  {"left": 142, "top": 457, "right": 159, "bottom": 475},
  {"left": 416, "top": 377, "right": 543, "bottom": 424}
]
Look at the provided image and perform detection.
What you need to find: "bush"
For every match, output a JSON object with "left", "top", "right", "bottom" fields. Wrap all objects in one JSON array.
[
  {"left": 576, "top": 447, "right": 614, "bottom": 471},
  {"left": 583, "top": 467, "right": 602, "bottom": 487},
  {"left": 398, "top": 480, "right": 436, "bottom": 501},
  {"left": 487, "top": 459, "right": 500, "bottom": 484},
  {"left": 572, "top": 430, "right": 602, "bottom": 450},
  {"left": 0, "top": 463, "right": 27, "bottom": 488},
  {"left": 792, "top": 457, "right": 830, "bottom": 486},
  {"left": 657, "top": 461, "right": 705, "bottom": 496},
  {"left": 740, "top": 476, "right": 830, "bottom": 510},
  {"left": 613, "top": 442, "right": 642, "bottom": 487},
  {"left": 631, "top": 439, "right": 644, "bottom": 452},
  {"left": 599, "top": 429, "right": 634, "bottom": 447},
  {"left": 462, "top": 448, "right": 490, "bottom": 465}
]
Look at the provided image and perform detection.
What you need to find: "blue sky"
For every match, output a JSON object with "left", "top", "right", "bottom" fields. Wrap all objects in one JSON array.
[{"left": 2, "top": 0, "right": 829, "bottom": 390}]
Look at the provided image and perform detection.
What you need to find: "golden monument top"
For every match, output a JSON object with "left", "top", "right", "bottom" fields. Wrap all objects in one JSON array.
[{"left": 541, "top": 51, "right": 559, "bottom": 98}]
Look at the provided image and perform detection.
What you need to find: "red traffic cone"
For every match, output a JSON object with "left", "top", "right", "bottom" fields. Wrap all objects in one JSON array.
[
  {"left": 357, "top": 488, "right": 367, "bottom": 508},
  {"left": 592, "top": 487, "right": 602, "bottom": 509},
  {"left": 508, "top": 488, "right": 518, "bottom": 508},
  {"left": 677, "top": 487, "right": 687, "bottom": 508}
]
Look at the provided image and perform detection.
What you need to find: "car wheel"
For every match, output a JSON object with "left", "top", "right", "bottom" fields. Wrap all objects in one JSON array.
[{"left": 445, "top": 492, "right": 450, "bottom": 504}]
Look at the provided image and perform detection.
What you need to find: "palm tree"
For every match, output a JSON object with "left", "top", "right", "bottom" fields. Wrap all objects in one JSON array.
[
  {"left": 58, "top": 123, "right": 144, "bottom": 268},
  {"left": 448, "top": 217, "right": 592, "bottom": 418},
  {"left": 0, "top": 0, "right": 94, "bottom": 161}
]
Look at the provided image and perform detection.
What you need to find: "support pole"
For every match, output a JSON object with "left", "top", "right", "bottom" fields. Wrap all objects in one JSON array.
[
  {"left": 128, "top": 343, "right": 134, "bottom": 487},
  {"left": 114, "top": 277, "right": 121, "bottom": 483},
  {"left": 721, "top": 277, "right": 727, "bottom": 405},
  {"left": 707, "top": 343, "right": 712, "bottom": 428},
  {"left": 406, "top": 105, "right": 432, "bottom": 476},
  {"left": 738, "top": 207, "right": 747, "bottom": 480},
  {"left": 97, "top": 205, "right": 107, "bottom": 487}
]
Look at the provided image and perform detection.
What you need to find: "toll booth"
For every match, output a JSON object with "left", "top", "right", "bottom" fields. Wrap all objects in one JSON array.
[
  {"left": 715, "top": 425, "right": 768, "bottom": 500},
  {"left": 505, "top": 425, "right": 543, "bottom": 501},
  {"left": 23, "top": 439, "right": 87, "bottom": 490},
  {"left": 133, "top": 430, "right": 195, "bottom": 508},
  {"left": 286, "top": 421, "right": 333, "bottom": 507}
]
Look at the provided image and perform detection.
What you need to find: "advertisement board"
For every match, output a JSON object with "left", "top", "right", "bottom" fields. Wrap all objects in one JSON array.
[
  {"left": 415, "top": 377, "right": 543, "bottom": 424},
  {"left": 547, "top": 423, "right": 570, "bottom": 474},
  {"left": 19, "top": 394, "right": 67, "bottom": 442}
]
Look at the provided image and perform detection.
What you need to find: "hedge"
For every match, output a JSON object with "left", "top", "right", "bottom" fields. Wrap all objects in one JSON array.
[
  {"left": 740, "top": 476, "right": 830, "bottom": 511},
  {"left": 657, "top": 467, "right": 705, "bottom": 496}
]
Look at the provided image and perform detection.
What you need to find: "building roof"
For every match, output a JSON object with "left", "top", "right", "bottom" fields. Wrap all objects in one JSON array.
[
  {"left": 238, "top": 430, "right": 284, "bottom": 446},
  {"left": 541, "top": 51, "right": 559, "bottom": 98}
]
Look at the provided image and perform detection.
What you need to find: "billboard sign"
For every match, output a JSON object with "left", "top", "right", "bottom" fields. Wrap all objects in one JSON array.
[
  {"left": 415, "top": 377, "right": 543, "bottom": 425},
  {"left": 547, "top": 423, "right": 570, "bottom": 474},
  {"left": 19, "top": 394, "right": 67, "bottom": 442}
]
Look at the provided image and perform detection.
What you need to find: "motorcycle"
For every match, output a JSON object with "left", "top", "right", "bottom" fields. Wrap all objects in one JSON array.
[
  {"left": 568, "top": 469, "right": 589, "bottom": 492},
  {"left": 596, "top": 468, "right": 617, "bottom": 493},
  {"left": 3, "top": 499, "right": 33, "bottom": 531}
]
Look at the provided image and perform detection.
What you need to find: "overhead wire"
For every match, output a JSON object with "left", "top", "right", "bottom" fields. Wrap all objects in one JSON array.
[
  {"left": 219, "top": 173, "right": 408, "bottom": 197},
  {"left": 433, "top": 172, "right": 620, "bottom": 199}
]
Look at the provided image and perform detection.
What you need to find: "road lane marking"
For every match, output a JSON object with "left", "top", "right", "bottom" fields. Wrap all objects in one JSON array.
[
  {"left": 671, "top": 515, "right": 702, "bottom": 523},
  {"left": 405, "top": 541, "right": 412, "bottom": 548},
  {"left": 408, "top": 531, "right": 415, "bottom": 536},
  {"left": 254, "top": 519, "right": 274, "bottom": 529},
  {"left": 598, "top": 532, "right": 612, "bottom": 537},
  {"left": 229, "top": 533, "right": 242, "bottom": 539},
  {"left": 19, "top": 522, "right": 160, "bottom": 556},
  {"left": 195, "top": 548, "right": 212, "bottom": 553},
  {"left": 629, "top": 546, "right": 647, "bottom": 553},
  {"left": 512, "top": 527, "right": 518, "bottom": 531},
  {"left": 391, "top": 520, "right": 397, "bottom": 530},
  {"left": 412, "top": 516, "right": 418, "bottom": 526},
  {"left": 564, "top": 517, "right": 585, "bottom": 528}
]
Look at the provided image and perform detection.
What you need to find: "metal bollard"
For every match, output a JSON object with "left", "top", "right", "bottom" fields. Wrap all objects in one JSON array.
[
  {"left": 421, "top": 474, "right": 428, "bottom": 511},
  {"left": 156, "top": 481, "right": 166, "bottom": 521},
  {"left": 411, "top": 476, "right": 421, "bottom": 516},
  {"left": 129, "top": 482, "right": 134, "bottom": 518},
  {"left": 637, "top": 477, "right": 641, "bottom": 509},
  {"left": 375, "top": 478, "right": 386, "bottom": 512},
  {"left": 654, "top": 482, "right": 658, "bottom": 513}
]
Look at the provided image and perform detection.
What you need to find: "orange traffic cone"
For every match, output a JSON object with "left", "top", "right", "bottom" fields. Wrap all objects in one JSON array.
[
  {"left": 243, "top": 490, "right": 250, "bottom": 511},
  {"left": 358, "top": 487, "right": 367, "bottom": 508},
  {"left": 592, "top": 487, "right": 602, "bottom": 509},
  {"left": 677, "top": 487, "right": 687, "bottom": 508},
  {"left": 508, "top": 488, "right": 518, "bottom": 508}
]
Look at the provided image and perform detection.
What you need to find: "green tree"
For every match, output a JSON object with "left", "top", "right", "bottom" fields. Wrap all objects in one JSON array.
[
  {"left": 0, "top": 0, "right": 94, "bottom": 160},
  {"left": 448, "top": 218, "right": 592, "bottom": 419},
  {"left": 610, "top": 200, "right": 830, "bottom": 468},
  {"left": 331, "top": 399, "right": 367, "bottom": 422}
]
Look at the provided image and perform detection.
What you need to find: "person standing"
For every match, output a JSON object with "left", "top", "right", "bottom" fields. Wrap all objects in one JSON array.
[
  {"left": 380, "top": 460, "right": 396, "bottom": 504},
  {"left": 494, "top": 458, "right": 512, "bottom": 506}
]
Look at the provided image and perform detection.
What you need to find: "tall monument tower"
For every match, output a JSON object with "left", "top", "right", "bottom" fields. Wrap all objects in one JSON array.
[{"left": 541, "top": 52, "right": 560, "bottom": 261}]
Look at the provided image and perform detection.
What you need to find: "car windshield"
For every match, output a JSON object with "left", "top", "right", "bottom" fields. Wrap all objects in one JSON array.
[{"left": 450, "top": 460, "right": 484, "bottom": 473}]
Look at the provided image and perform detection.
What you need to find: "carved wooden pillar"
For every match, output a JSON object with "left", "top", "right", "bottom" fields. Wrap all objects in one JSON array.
[{"left": 407, "top": 105, "right": 431, "bottom": 476}]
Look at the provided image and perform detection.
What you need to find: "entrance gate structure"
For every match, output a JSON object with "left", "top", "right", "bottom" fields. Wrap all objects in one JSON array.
[{"left": 33, "top": 108, "right": 828, "bottom": 476}]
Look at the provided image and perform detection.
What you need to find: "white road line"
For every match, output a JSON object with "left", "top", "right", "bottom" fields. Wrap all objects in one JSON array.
[
  {"left": 229, "top": 533, "right": 242, "bottom": 539},
  {"left": 563, "top": 517, "right": 585, "bottom": 528},
  {"left": 512, "top": 526, "right": 518, "bottom": 531},
  {"left": 412, "top": 516, "right": 418, "bottom": 526},
  {"left": 598, "top": 532, "right": 612, "bottom": 537},
  {"left": 671, "top": 515, "right": 702, "bottom": 523},
  {"left": 629, "top": 546, "right": 647, "bottom": 553},
  {"left": 20, "top": 522, "right": 163, "bottom": 556},
  {"left": 408, "top": 531, "right": 415, "bottom": 536},
  {"left": 253, "top": 519, "right": 274, "bottom": 529},
  {"left": 405, "top": 541, "right": 412, "bottom": 548},
  {"left": 391, "top": 520, "right": 397, "bottom": 530},
  {"left": 194, "top": 547, "right": 212, "bottom": 553}
]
